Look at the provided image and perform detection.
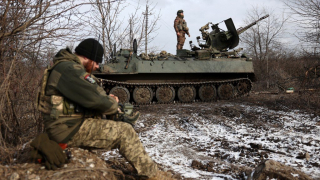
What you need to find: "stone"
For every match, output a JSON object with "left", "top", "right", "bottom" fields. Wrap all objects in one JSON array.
[
  {"left": 251, "top": 159, "right": 312, "bottom": 180},
  {"left": 27, "top": 174, "right": 40, "bottom": 180},
  {"left": 191, "top": 160, "right": 201, "bottom": 169},
  {"left": 9, "top": 172, "right": 19, "bottom": 180},
  {"left": 305, "top": 152, "right": 310, "bottom": 161},
  {"left": 249, "top": 143, "right": 262, "bottom": 150}
]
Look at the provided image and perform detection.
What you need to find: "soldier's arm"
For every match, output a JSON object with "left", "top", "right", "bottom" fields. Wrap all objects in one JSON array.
[
  {"left": 186, "top": 29, "right": 190, "bottom": 36},
  {"left": 174, "top": 19, "right": 179, "bottom": 33},
  {"left": 184, "top": 20, "right": 190, "bottom": 36},
  {"left": 47, "top": 61, "right": 118, "bottom": 115}
]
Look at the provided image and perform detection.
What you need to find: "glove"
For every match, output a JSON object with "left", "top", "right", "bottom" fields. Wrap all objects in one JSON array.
[
  {"left": 121, "top": 111, "right": 140, "bottom": 126},
  {"left": 116, "top": 103, "right": 140, "bottom": 126},
  {"left": 112, "top": 111, "right": 140, "bottom": 126},
  {"left": 30, "top": 133, "right": 67, "bottom": 170},
  {"left": 30, "top": 149, "right": 42, "bottom": 160}
]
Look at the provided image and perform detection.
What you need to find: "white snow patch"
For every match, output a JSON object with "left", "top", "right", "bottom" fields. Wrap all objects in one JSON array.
[{"left": 102, "top": 102, "right": 320, "bottom": 179}]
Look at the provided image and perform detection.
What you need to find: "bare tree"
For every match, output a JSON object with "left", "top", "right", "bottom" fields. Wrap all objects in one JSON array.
[
  {"left": 87, "top": 0, "right": 160, "bottom": 61},
  {"left": 87, "top": 0, "right": 127, "bottom": 60},
  {"left": 241, "top": 7, "right": 288, "bottom": 61},
  {"left": 241, "top": 7, "right": 288, "bottom": 89},
  {"left": 139, "top": 0, "right": 160, "bottom": 54},
  {"left": 0, "top": 0, "right": 88, "bottom": 161},
  {"left": 284, "top": 0, "right": 320, "bottom": 55}
]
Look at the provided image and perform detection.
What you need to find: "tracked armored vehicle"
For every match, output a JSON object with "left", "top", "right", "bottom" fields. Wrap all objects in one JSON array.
[{"left": 94, "top": 15, "right": 269, "bottom": 104}]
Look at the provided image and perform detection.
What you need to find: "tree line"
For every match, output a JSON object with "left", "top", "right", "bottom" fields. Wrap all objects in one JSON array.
[{"left": 241, "top": 0, "right": 320, "bottom": 94}]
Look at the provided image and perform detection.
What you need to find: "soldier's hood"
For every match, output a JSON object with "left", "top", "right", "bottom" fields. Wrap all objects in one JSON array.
[{"left": 53, "top": 47, "right": 82, "bottom": 65}]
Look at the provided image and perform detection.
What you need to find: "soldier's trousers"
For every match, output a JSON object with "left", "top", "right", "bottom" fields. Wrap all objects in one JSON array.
[
  {"left": 68, "top": 118, "right": 158, "bottom": 177},
  {"left": 176, "top": 31, "right": 186, "bottom": 50}
]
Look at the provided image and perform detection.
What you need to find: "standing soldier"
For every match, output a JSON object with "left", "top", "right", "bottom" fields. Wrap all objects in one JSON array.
[{"left": 174, "top": 10, "right": 190, "bottom": 50}]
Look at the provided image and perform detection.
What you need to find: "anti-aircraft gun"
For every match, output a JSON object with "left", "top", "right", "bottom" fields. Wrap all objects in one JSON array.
[
  {"left": 95, "top": 15, "right": 269, "bottom": 104},
  {"left": 189, "top": 14, "right": 269, "bottom": 58}
]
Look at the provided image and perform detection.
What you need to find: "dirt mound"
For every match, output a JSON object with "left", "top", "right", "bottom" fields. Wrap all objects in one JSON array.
[
  {"left": 252, "top": 160, "right": 312, "bottom": 180},
  {"left": 0, "top": 148, "right": 136, "bottom": 180}
]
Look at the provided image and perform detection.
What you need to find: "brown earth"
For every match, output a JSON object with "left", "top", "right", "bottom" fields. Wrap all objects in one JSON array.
[{"left": 0, "top": 91, "right": 319, "bottom": 180}]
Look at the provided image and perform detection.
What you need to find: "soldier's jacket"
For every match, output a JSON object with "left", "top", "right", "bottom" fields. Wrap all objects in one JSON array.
[
  {"left": 39, "top": 48, "right": 118, "bottom": 143},
  {"left": 174, "top": 16, "right": 190, "bottom": 35}
]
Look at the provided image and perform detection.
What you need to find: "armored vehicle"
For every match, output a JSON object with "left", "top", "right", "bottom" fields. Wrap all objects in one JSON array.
[{"left": 94, "top": 15, "right": 269, "bottom": 104}]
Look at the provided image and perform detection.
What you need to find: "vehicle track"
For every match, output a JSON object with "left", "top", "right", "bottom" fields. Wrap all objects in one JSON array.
[{"left": 99, "top": 78, "right": 252, "bottom": 105}]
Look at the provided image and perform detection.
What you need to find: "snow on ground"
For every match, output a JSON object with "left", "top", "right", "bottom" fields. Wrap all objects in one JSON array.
[{"left": 104, "top": 102, "right": 320, "bottom": 179}]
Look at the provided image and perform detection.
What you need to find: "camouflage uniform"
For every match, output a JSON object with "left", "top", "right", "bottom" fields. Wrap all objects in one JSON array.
[
  {"left": 38, "top": 48, "right": 158, "bottom": 177},
  {"left": 174, "top": 11, "right": 190, "bottom": 50},
  {"left": 158, "top": 51, "right": 168, "bottom": 60},
  {"left": 68, "top": 119, "right": 157, "bottom": 176}
]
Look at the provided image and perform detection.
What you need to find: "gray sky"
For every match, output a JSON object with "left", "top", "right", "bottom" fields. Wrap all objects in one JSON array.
[{"left": 127, "top": 0, "right": 290, "bottom": 54}]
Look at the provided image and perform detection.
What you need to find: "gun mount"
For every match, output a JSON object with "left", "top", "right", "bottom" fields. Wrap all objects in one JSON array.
[
  {"left": 191, "top": 14, "right": 269, "bottom": 57},
  {"left": 95, "top": 16, "right": 270, "bottom": 105}
]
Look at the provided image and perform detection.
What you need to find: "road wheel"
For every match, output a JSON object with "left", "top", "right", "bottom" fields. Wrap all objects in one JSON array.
[
  {"left": 199, "top": 85, "right": 216, "bottom": 101},
  {"left": 133, "top": 87, "right": 153, "bottom": 104},
  {"left": 218, "top": 84, "right": 234, "bottom": 100},
  {"left": 156, "top": 86, "right": 175, "bottom": 103},
  {"left": 110, "top": 86, "right": 130, "bottom": 103},
  {"left": 177, "top": 86, "right": 196, "bottom": 103},
  {"left": 237, "top": 81, "right": 250, "bottom": 95}
]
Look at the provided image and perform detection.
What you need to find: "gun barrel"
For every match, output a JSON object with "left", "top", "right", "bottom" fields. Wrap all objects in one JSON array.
[{"left": 236, "top": 14, "right": 269, "bottom": 35}]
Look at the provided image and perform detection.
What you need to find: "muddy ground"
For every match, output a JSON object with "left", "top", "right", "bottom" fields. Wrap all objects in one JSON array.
[
  {"left": 1, "top": 92, "right": 320, "bottom": 180},
  {"left": 132, "top": 92, "right": 320, "bottom": 179}
]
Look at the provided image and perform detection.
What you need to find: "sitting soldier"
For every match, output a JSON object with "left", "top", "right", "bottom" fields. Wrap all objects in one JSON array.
[{"left": 32, "top": 38, "right": 175, "bottom": 180}]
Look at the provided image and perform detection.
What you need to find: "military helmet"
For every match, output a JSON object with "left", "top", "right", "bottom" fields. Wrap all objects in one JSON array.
[
  {"left": 177, "top": 10, "right": 183, "bottom": 15},
  {"left": 149, "top": 52, "right": 155, "bottom": 56},
  {"left": 140, "top": 53, "right": 146, "bottom": 58},
  {"left": 140, "top": 53, "right": 150, "bottom": 60},
  {"left": 160, "top": 50, "right": 167, "bottom": 56},
  {"left": 139, "top": 53, "right": 145, "bottom": 56}
]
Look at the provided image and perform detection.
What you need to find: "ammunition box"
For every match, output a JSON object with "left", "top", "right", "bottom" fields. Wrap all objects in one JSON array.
[
  {"left": 195, "top": 50, "right": 211, "bottom": 60},
  {"left": 176, "top": 49, "right": 192, "bottom": 57}
]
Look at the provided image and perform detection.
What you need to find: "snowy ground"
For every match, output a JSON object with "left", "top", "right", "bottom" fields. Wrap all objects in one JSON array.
[{"left": 104, "top": 98, "right": 320, "bottom": 180}]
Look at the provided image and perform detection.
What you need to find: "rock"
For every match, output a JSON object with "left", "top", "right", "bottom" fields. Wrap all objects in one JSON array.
[
  {"left": 305, "top": 152, "right": 310, "bottom": 161},
  {"left": 27, "top": 174, "right": 40, "bottom": 180},
  {"left": 86, "top": 158, "right": 94, "bottom": 163},
  {"left": 191, "top": 160, "right": 201, "bottom": 169},
  {"left": 207, "top": 162, "right": 215, "bottom": 172},
  {"left": 9, "top": 172, "right": 19, "bottom": 180},
  {"left": 249, "top": 143, "right": 262, "bottom": 150},
  {"left": 251, "top": 159, "right": 312, "bottom": 180},
  {"left": 296, "top": 152, "right": 311, "bottom": 161},
  {"left": 296, "top": 152, "right": 305, "bottom": 159}
]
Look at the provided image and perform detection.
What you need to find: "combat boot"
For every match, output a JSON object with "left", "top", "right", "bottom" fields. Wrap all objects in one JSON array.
[{"left": 147, "top": 170, "right": 176, "bottom": 180}]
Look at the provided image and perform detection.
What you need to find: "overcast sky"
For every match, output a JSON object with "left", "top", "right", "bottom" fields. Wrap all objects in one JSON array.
[{"left": 126, "top": 0, "right": 291, "bottom": 54}]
